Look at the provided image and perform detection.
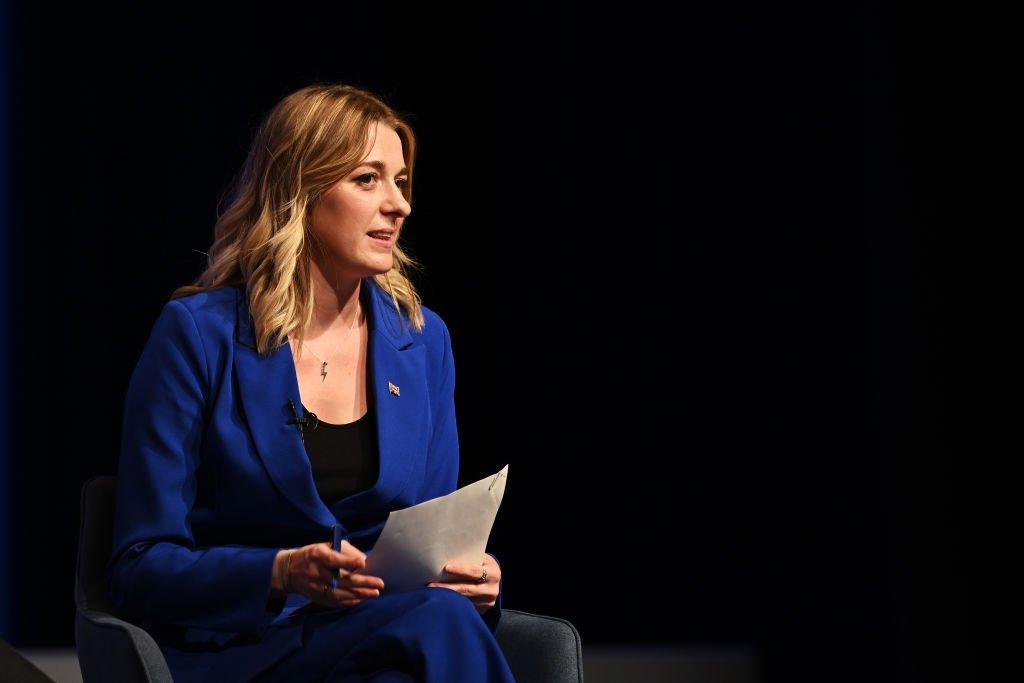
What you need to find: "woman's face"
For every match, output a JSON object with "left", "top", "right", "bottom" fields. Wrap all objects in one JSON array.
[{"left": 309, "top": 120, "right": 411, "bottom": 280}]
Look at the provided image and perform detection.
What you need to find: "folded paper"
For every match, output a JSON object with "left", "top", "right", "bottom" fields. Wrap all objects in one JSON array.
[{"left": 361, "top": 464, "right": 508, "bottom": 594}]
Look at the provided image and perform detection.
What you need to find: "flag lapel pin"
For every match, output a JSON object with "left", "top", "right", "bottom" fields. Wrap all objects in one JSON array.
[{"left": 388, "top": 380, "right": 401, "bottom": 396}]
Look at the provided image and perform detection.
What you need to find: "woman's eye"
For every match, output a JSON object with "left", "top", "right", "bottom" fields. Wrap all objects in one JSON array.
[{"left": 356, "top": 173, "right": 409, "bottom": 189}]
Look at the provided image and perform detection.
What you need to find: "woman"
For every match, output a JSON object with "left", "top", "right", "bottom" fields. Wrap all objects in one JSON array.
[{"left": 106, "top": 83, "right": 514, "bottom": 682}]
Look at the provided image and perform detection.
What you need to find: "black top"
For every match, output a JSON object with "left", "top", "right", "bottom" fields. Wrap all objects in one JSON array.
[{"left": 300, "top": 401, "right": 379, "bottom": 506}]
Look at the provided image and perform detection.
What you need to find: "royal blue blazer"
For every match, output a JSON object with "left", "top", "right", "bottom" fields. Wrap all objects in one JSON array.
[{"left": 106, "top": 276, "right": 503, "bottom": 660}]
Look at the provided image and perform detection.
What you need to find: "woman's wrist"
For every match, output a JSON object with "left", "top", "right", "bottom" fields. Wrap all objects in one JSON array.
[{"left": 273, "top": 549, "right": 294, "bottom": 593}]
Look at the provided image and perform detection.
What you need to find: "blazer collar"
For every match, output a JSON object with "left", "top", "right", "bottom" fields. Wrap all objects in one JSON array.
[{"left": 232, "top": 277, "right": 428, "bottom": 532}]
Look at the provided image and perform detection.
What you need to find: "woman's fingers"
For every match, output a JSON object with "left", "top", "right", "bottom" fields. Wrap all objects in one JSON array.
[
  {"left": 313, "top": 542, "right": 366, "bottom": 572},
  {"left": 302, "top": 575, "right": 377, "bottom": 606},
  {"left": 342, "top": 570, "right": 385, "bottom": 591},
  {"left": 310, "top": 578, "right": 382, "bottom": 603},
  {"left": 330, "top": 542, "right": 385, "bottom": 590},
  {"left": 343, "top": 585, "right": 381, "bottom": 598},
  {"left": 312, "top": 582, "right": 380, "bottom": 608},
  {"left": 310, "top": 553, "right": 383, "bottom": 591},
  {"left": 339, "top": 539, "right": 365, "bottom": 557},
  {"left": 290, "top": 541, "right": 386, "bottom": 607},
  {"left": 326, "top": 571, "right": 383, "bottom": 597},
  {"left": 312, "top": 565, "right": 384, "bottom": 600},
  {"left": 339, "top": 539, "right": 371, "bottom": 570}
]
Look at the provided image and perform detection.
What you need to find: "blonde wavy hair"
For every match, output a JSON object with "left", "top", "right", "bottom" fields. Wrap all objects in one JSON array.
[{"left": 171, "top": 82, "right": 425, "bottom": 356}]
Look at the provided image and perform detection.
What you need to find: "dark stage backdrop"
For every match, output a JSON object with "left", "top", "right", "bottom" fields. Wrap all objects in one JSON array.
[{"left": 2, "top": 4, "right": 969, "bottom": 682}]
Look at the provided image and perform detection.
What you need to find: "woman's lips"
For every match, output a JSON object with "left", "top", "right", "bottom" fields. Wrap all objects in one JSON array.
[{"left": 368, "top": 232, "right": 393, "bottom": 247}]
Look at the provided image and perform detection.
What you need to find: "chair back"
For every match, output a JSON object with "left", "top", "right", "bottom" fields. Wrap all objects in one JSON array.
[
  {"left": 75, "top": 475, "right": 119, "bottom": 615},
  {"left": 75, "top": 476, "right": 174, "bottom": 683}
]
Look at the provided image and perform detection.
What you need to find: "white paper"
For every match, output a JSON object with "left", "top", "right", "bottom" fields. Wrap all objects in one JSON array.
[{"left": 360, "top": 464, "right": 508, "bottom": 594}]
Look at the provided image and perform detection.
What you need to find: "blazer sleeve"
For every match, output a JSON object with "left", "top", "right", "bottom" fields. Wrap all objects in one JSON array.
[
  {"left": 106, "top": 299, "right": 282, "bottom": 635},
  {"left": 425, "top": 316, "right": 504, "bottom": 634}
]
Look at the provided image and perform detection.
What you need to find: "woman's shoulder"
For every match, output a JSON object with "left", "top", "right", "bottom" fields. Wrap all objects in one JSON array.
[
  {"left": 172, "top": 282, "right": 243, "bottom": 309},
  {"left": 170, "top": 283, "right": 240, "bottom": 313},
  {"left": 412, "top": 304, "right": 456, "bottom": 394},
  {"left": 415, "top": 303, "right": 451, "bottom": 347},
  {"left": 160, "top": 284, "right": 241, "bottom": 338},
  {"left": 366, "top": 276, "right": 449, "bottom": 348}
]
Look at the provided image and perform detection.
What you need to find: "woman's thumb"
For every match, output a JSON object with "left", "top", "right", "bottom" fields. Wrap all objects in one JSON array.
[{"left": 341, "top": 540, "right": 368, "bottom": 563}]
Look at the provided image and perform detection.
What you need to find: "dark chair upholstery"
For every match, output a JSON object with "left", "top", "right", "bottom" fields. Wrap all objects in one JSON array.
[{"left": 75, "top": 476, "right": 583, "bottom": 682}]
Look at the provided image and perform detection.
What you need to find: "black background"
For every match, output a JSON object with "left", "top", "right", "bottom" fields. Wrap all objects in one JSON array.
[{"left": 3, "top": 3, "right": 973, "bottom": 682}]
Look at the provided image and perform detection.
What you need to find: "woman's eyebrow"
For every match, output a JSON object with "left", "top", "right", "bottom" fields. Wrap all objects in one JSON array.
[{"left": 356, "top": 160, "right": 409, "bottom": 175}]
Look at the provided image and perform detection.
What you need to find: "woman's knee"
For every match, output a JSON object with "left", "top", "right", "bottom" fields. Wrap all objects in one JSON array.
[{"left": 420, "top": 585, "right": 479, "bottom": 617}]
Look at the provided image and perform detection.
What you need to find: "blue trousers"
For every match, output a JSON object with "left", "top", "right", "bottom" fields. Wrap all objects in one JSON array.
[{"left": 250, "top": 586, "right": 516, "bottom": 682}]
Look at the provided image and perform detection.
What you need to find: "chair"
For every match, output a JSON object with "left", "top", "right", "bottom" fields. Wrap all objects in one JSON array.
[{"left": 75, "top": 476, "right": 584, "bottom": 682}]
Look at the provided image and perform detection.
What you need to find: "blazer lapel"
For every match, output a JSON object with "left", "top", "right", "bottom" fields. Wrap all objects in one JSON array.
[{"left": 233, "top": 277, "right": 428, "bottom": 532}]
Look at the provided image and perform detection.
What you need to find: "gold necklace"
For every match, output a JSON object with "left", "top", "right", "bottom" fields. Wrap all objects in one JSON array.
[{"left": 300, "top": 302, "right": 362, "bottom": 382}]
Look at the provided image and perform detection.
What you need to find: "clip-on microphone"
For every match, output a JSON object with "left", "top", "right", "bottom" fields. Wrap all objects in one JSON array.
[{"left": 287, "top": 398, "right": 320, "bottom": 439}]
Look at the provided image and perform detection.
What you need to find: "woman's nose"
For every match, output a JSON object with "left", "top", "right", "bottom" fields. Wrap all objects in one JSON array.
[{"left": 382, "top": 181, "right": 411, "bottom": 216}]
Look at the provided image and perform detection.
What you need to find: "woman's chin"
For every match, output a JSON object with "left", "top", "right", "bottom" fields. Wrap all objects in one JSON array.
[{"left": 369, "top": 257, "right": 393, "bottom": 273}]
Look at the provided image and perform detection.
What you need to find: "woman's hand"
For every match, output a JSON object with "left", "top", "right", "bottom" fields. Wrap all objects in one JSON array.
[
  {"left": 426, "top": 552, "right": 501, "bottom": 615},
  {"left": 274, "top": 540, "right": 385, "bottom": 608}
]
